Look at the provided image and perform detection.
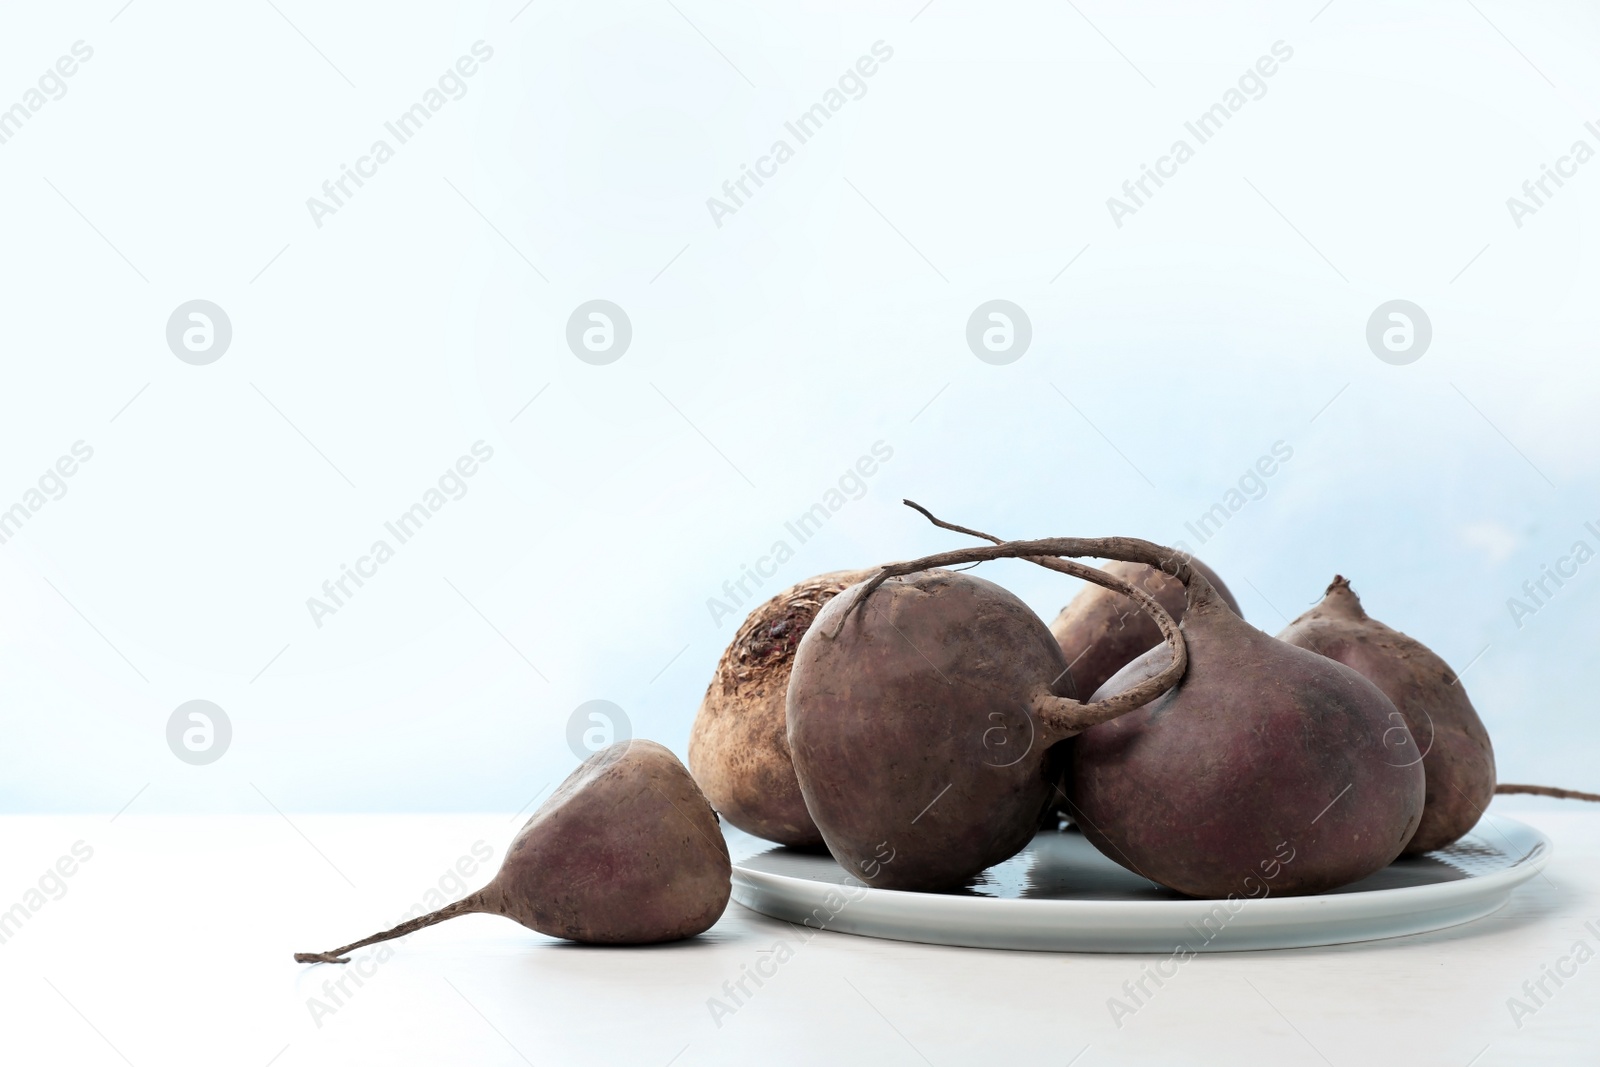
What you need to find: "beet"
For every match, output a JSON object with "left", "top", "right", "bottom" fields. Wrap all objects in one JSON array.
[
  {"left": 294, "top": 741, "right": 729, "bottom": 961},
  {"left": 787, "top": 534, "right": 1191, "bottom": 892},
  {"left": 1277, "top": 576, "right": 1495, "bottom": 854},
  {"left": 689, "top": 569, "right": 873, "bottom": 848},
  {"left": 1050, "top": 557, "right": 1242, "bottom": 698},
  {"left": 1072, "top": 580, "right": 1426, "bottom": 897}
]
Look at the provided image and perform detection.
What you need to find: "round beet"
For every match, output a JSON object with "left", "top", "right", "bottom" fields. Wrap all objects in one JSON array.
[
  {"left": 787, "top": 534, "right": 1192, "bottom": 892},
  {"left": 1073, "top": 582, "right": 1426, "bottom": 897},
  {"left": 689, "top": 569, "right": 872, "bottom": 848},
  {"left": 790, "top": 571, "right": 1073, "bottom": 890},
  {"left": 1278, "top": 576, "right": 1495, "bottom": 854},
  {"left": 1050, "top": 557, "right": 1241, "bottom": 698}
]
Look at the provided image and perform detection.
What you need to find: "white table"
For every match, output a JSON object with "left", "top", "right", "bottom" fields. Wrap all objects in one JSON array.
[{"left": 3, "top": 802, "right": 1593, "bottom": 1066}]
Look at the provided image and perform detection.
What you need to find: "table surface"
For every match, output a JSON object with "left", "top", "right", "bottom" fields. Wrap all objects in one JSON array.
[{"left": 3, "top": 801, "right": 1595, "bottom": 1066}]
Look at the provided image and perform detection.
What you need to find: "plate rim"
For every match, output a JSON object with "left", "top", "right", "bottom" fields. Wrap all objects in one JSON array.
[{"left": 730, "top": 813, "right": 1550, "bottom": 926}]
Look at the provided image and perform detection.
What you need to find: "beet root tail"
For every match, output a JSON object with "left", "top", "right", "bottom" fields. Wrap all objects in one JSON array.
[
  {"left": 293, "top": 895, "right": 485, "bottom": 965},
  {"left": 1496, "top": 783, "right": 1600, "bottom": 803}
]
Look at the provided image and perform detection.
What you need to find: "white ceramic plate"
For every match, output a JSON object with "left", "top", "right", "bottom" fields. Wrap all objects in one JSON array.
[{"left": 728, "top": 814, "right": 1549, "bottom": 952}]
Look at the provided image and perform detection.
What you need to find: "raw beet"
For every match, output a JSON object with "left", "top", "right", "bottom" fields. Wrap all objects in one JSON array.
[
  {"left": 787, "top": 534, "right": 1190, "bottom": 892},
  {"left": 1072, "top": 580, "right": 1426, "bottom": 897},
  {"left": 295, "top": 741, "right": 730, "bottom": 962},
  {"left": 689, "top": 569, "right": 872, "bottom": 848},
  {"left": 1278, "top": 576, "right": 1495, "bottom": 854}
]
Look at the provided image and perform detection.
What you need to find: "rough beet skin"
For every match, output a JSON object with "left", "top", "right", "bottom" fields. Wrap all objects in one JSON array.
[{"left": 689, "top": 569, "right": 873, "bottom": 848}]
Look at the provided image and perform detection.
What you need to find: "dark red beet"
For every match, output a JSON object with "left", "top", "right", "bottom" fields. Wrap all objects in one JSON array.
[
  {"left": 294, "top": 741, "right": 730, "bottom": 962},
  {"left": 1072, "top": 582, "right": 1425, "bottom": 897},
  {"left": 787, "top": 533, "right": 1192, "bottom": 892},
  {"left": 1278, "top": 577, "right": 1495, "bottom": 854}
]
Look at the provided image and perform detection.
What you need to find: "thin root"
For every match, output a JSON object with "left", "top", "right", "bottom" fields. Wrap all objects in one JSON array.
[
  {"left": 1496, "top": 783, "right": 1600, "bottom": 803},
  {"left": 898, "top": 500, "right": 1188, "bottom": 731},
  {"left": 294, "top": 896, "right": 483, "bottom": 966}
]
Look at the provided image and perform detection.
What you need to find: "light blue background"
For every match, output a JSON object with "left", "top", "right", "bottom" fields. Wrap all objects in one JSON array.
[{"left": 0, "top": 0, "right": 1594, "bottom": 814}]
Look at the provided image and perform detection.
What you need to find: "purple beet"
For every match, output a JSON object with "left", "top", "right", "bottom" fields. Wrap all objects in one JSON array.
[
  {"left": 787, "top": 533, "right": 1192, "bottom": 892},
  {"left": 294, "top": 740, "right": 730, "bottom": 962},
  {"left": 1072, "top": 581, "right": 1426, "bottom": 897},
  {"left": 1278, "top": 576, "right": 1494, "bottom": 854}
]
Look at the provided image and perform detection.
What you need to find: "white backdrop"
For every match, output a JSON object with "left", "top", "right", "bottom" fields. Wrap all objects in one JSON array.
[{"left": 1, "top": 0, "right": 1596, "bottom": 815}]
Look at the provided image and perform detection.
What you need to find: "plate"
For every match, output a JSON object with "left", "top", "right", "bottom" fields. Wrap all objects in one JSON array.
[{"left": 728, "top": 814, "right": 1549, "bottom": 952}]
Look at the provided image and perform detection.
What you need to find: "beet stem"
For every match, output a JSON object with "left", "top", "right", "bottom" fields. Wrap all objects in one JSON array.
[
  {"left": 1496, "top": 783, "right": 1600, "bottom": 803},
  {"left": 884, "top": 501, "right": 1191, "bottom": 732},
  {"left": 294, "top": 896, "right": 484, "bottom": 965}
]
